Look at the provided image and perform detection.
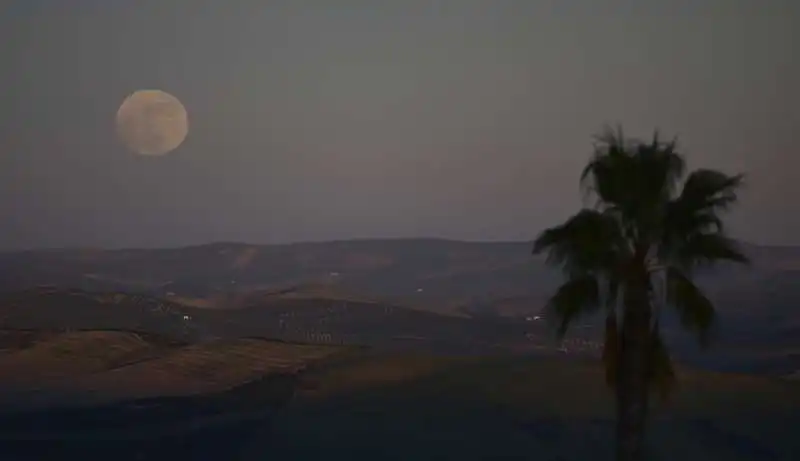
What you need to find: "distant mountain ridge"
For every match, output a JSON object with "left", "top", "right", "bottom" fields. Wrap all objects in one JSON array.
[{"left": 0, "top": 238, "right": 796, "bottom": 316}]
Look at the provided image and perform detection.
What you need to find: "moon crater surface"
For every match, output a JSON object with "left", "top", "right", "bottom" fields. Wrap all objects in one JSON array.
[{"left": 116, "top": 89, "right": 189, "bottom": 156}]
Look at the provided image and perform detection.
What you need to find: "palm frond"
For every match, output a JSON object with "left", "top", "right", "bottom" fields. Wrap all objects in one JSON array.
[
  {"left": 662, "top": 200, "right": 724, "bottom": 239},
  {"left": 581, "top": 128, "right": 638, "bottom": 211},
  {"left": 544, "top": 276, "right": 601, "bottom": 339},
  {"left": 663, "top": 169, "right": 744, "bottom": 239},
  {"left": 671, "top": 233, "right": 750, "bottom": 271},
  {"left": 679, "top": 169, "right": 744, "bottom": 212},
  {"left": 532, "top": 209, "right": 628, "bottom": 276},
  {"left": 634, "top": 130, "right": 685, "bottom": 204},
  {"left": 581, "top": 128, "right": 687, "bottom": 245},
  {"left": 661, "top": 167, "right": 748, "bottom": 270},
  {"left": 665, "top": 267, "right": 716, "bottom": 347}
]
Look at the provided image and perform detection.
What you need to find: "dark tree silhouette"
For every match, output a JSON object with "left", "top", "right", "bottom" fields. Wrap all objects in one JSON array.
[{"left": 532, "top": 126, "right": 749, "bottom": 461}]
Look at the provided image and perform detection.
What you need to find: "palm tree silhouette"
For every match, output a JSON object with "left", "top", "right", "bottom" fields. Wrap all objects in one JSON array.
[{"left": 532, "top": 125, "right": 749, "bottom": 461}]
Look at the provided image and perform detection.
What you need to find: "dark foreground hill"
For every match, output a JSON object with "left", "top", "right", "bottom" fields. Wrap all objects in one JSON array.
[
  {"left": 0, "top": 288, "right": 200, "bottom": 340},
  {"left": 0, "top": 329, "right": 334, "bottom": 461},
  {"left": 0, "top": 330, "right": 798, "bottom": 461},
  {"left": 0, "top": 375, "right": 299, "bottom": 461},
  {"left": 0, "top": 329, "right": 347, "bottom": 406},
  {"left": 277, "top": 354, "right": 800, "bottom": 461}
]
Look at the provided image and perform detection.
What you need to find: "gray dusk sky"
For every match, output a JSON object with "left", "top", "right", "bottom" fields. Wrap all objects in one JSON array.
[{"left": 1, "top": 1, "right": 797, "bottom": 249}]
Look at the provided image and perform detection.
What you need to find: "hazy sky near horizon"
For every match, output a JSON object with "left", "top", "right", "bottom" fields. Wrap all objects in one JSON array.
[{"left": 1, "top": 1, "right": 797, "bottom": 249}]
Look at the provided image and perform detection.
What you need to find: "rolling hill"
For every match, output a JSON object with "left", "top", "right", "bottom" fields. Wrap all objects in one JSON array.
[
  {"left": 0, "top": 288, "right": 203, "bottom": 341},
  {"left": 0, "top": 289, "right": 564, "bottom": 356},
  {"left": 0, "top": 238, "right": 797, "bottom": 376},
  {"left": 1, "top": 285, "right": 796, "bottom": 379},
  {"left": 0, "top": 240, "right": 557, "bottom": 311},
  {"left": 0, "top": 239, "right": 797, "bottom": 316},
  {"left": 0, "top": 329, "right": 349, "bottom": 409}
]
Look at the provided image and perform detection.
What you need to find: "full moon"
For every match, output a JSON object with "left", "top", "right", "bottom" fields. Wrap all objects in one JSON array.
[{"left": 115, "top": 89, "right": 189, "bottom": 156}]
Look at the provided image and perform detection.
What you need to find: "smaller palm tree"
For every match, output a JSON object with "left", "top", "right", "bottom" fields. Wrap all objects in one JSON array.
[{"left": 532, "top": 126, "right": 749, "bottom": 461}]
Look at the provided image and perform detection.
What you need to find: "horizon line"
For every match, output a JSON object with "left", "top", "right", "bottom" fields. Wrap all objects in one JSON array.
[{"left": 0, "top": 236, "right": 792, "bottom": 253}]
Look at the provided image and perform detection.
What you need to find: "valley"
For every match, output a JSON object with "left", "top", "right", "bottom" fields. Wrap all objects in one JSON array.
[{"left": 0, "top": 239, "right": 797, "bottom": 460}]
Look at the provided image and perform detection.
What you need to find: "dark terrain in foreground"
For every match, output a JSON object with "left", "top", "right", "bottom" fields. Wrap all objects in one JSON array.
[
  {"left": 0, "top": 330, "right": 799, "bottom": 461},
  {"left": 0, "top": 375, "right": 298, "bottom": 461}
]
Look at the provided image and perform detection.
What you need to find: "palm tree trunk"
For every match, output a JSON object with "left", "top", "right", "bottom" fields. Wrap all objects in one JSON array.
[{"left": 615, "top": 285, "right": 652, "bottom": 461}]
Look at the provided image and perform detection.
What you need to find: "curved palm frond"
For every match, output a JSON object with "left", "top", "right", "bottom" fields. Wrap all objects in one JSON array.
[
  {"left": 533, "top": 209, "right": 629, "bottom": 277},
  {"left": 664, "top": 267, "right": 716, "bottom": 347},
  {"left": 543, "top": 275, "right": 601, "bottom": 339},
  {"left": 661, "top": 169, "right": 746, "bottom": 252},
  {"left": 662, "top": 201, "right": 724, "bottom": 241},
  {"left": 670, "top": 233, "right": 749, "bottom": 272},
  {"left": 679, "top": 169, "right": 744, "bottom": 212}
]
